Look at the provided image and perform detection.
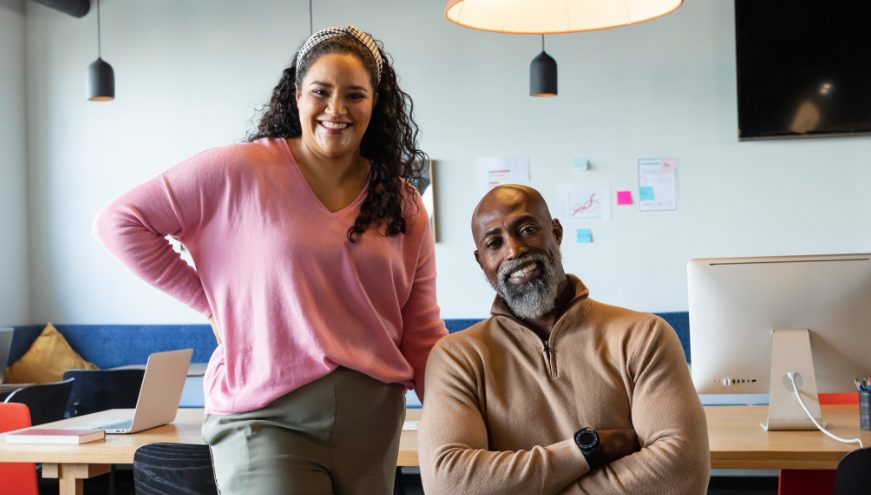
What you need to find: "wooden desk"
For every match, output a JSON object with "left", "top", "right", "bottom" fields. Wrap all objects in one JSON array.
[
  {"left": 0, "top": 409, "right": 205, "bottom": 495},
  {"left": 0, "top": 408, "right": 422, "bottom": 495},
  {"left": 403, "top": 405, "right": 870, "bottom": 470},
  {"left": 706, "top": 404, "right": 870, "bottom": 470},
  {"left": 2, "top": 405, "right": 867, "bottom": 494}
]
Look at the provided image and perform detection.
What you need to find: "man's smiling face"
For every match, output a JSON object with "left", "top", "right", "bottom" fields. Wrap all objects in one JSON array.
[{"left": 472, "top": 186, "right": 566, "bottom": 320}]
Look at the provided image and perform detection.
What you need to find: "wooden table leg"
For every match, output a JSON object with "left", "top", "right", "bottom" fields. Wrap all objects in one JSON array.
[
  {"left": 43, "top": 463, "right": 112, "bottom": 495},
  {"left": 58, "top": 476, "right": 83, "bottom": 495}
]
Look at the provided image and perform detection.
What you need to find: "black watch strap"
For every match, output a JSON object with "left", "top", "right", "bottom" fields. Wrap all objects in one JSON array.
[{"left": 574, "top": 427, "right": 605, "bottom": 470}]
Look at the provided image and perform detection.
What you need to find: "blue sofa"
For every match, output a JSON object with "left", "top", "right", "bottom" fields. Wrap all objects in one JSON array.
[
  {"left": 8, "top": 324, "right": 218, "bottom": 369},
  {"left": 7, "top": 314, "right": 691, "bottom": 408},
  {"left": 8, "top": 313, "right": 691, "bottom": 369}
]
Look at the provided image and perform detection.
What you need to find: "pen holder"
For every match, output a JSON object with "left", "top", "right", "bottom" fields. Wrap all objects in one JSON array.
[{"left": 861, "top": 391, "right": 871, "bottom": 431}]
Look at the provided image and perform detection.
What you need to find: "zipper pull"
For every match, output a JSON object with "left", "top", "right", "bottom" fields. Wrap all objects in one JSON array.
[{"left": 542, "top": 341, "right": 554, "bottom": 376}]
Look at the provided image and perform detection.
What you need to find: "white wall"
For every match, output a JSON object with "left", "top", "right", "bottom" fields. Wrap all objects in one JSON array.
[
  {"left": 22, "top": 0, "right": 871, "bottom": 323},
  {"left": 0, "top": 0, "right": 31, "bottom": 325}
]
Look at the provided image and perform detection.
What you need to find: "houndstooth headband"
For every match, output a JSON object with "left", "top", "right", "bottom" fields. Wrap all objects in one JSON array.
[{"left": 296, "top": 25, "right": 383, "bottom": 84}]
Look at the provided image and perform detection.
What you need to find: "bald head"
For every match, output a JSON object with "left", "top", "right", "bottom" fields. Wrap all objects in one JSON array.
[{"left": 472, "top": 185, "right": 553, "bottom": 243}]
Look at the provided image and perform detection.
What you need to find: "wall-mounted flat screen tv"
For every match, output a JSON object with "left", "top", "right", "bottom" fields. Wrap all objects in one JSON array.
[{"left": 735, "top": 0, "right": 871, "bottom": 140}]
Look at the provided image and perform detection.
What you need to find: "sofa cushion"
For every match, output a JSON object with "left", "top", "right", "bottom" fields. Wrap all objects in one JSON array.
[{"left": 5, "top": 323, "right": 98, "bottom": 383}]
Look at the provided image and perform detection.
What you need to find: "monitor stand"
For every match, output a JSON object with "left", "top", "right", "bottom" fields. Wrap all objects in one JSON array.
[{"left": 762, "top": 329, "right": 825, "bottom": 431}]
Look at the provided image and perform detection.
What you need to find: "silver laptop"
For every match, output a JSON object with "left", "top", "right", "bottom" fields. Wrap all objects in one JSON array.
[
  {"left": 89, "top": 348, "right": 193, "bottom": 434},
  {"left": 0, "top": 328, "right": 14, "bottom": 384}
]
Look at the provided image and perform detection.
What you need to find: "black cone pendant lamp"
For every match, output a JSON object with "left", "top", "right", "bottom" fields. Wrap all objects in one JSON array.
[
  {"left": 530, "top": 35, "right": 557, "bottom": 97},
  {"left": 88, "top": 0, "right": 114, "bottom": 101}
]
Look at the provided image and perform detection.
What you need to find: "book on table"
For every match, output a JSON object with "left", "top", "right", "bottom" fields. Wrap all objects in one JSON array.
[{"left": 5, "top": 428, "right": 105, "bottom": 444}]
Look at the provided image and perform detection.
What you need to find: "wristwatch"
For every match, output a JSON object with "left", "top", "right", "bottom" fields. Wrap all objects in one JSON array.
[{"left": 574, "top": 427, "right": 605, "bottom": 470}]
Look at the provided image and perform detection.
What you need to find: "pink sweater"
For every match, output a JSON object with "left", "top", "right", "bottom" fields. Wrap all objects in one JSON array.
[{"left": 93, "top": 138, "right": 447, "bottom": 415}]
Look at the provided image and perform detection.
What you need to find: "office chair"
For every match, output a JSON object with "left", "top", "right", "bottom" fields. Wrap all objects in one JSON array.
[
  {"left": 0, "top": 403, "right": 38, "bottom": 495},
  {"left": 3, "top": 378, "right": 75, "bottom": 425},
  {"left": 63, "top": 368, "right": 145, "bottom": 417},
  {"left": 834, "top": 446, "right": 871, "bottom": 495},
  {"left": 133, "top": 442, "right": 217, "bottom": 495}
]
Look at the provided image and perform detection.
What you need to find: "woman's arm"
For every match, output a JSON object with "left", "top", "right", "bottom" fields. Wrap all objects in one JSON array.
[
  {"left": 92, "top": 150, "right": 226, "bottom": 316},
  {"left": 399, "top": 205, "right": 448, "bottom": 401}
]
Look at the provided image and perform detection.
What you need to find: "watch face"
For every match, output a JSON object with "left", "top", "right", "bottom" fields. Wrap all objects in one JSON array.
[{"left": 577, "top": 429, "right": 597, "bottom": 448}]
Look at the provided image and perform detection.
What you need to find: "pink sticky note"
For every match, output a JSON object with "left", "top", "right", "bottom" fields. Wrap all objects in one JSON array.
[{"left": 617, "top": 190, "right": 633, "bottom": 205}]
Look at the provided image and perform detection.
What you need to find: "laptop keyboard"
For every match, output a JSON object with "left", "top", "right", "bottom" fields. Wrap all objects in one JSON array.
[{"left": 99, "top": 420, "right": 133, "bottom": 431}]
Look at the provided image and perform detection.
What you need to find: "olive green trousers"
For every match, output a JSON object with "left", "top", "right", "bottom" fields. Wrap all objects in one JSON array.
[{"left": 202, "top": 367, "right": 405, "bottom": 495}]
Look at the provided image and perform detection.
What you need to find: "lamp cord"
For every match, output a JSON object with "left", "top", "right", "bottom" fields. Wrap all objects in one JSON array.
[
  {"left": 787, "top": 372, "right": 864, "bottom": 448},
  {"left": 541, "top": 33, "right": 544, "bottom": 52},
  {"left": 309, "top": 0, "right": 313, "bottom": 36},
  {"left": 96, "top": 0, "right": 102, "bottom": 58}
]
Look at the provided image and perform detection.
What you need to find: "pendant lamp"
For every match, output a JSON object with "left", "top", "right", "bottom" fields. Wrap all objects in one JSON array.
[
  {"left": 445, "top": 0, "right": 684, "bottom": 96},
  {"left": 530, "top": 35, "right": 557, "bottom": 97},
  {"left": 88, "top": 0, "right": 114, "bottom": 101}
]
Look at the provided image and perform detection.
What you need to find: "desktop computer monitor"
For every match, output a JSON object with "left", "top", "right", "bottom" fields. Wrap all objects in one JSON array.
[{"left": 688, "top": 253, "right": 871, "bottom": 430}]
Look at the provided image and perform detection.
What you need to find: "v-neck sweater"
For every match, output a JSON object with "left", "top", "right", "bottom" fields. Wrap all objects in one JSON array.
[
  {"left": 419, "top": 276, "right": 710, "bottom": 494},
  {"left": 93, "top": 138, "right": 447, "bottom": 415}
]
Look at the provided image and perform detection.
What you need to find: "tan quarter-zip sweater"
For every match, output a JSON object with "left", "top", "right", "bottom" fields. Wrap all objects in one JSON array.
[{"left": 419, "top": 276, "right": 710, "bottom": 494}]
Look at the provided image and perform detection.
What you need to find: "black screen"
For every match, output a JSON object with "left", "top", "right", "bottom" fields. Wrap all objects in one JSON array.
[{"left": 735, "top": 0, "right": 871, "bottom": 140}]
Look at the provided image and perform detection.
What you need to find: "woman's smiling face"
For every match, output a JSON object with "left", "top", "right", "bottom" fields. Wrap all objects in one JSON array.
[{"left": 295, "top": 52, "right": 375, "bottom": 161}]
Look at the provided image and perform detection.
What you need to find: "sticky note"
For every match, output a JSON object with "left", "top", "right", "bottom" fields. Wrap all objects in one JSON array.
[
  {"left": 639, "top": 186, "right": 655, "bottom": 201},
  {"left": 576, "top": 228, "right": 593, "bottom": 244},
  {"left": 616, "top": 190, "right": 633, "bottom": 205},
  {"left": 573, "top": 158, "right": 590, "bottom": 171}
]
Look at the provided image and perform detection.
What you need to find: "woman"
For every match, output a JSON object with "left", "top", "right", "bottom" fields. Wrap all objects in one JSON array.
[{"left": 94, "top": 25, "right": 446, "bottom": 494}]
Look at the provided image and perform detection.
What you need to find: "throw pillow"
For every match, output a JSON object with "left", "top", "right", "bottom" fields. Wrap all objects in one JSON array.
[{"left": 4, "top": 323, "right": 98, "bottom": 383}]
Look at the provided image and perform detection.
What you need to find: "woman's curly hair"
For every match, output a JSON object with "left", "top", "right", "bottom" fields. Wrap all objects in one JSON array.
[{"left": 247, "top": 33, "right": 426, "bottom": 242}]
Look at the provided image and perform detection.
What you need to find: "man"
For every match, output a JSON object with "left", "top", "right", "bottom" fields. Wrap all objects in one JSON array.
[{"left": 419, "top": 185, "right": 709, "bottom": 494}]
